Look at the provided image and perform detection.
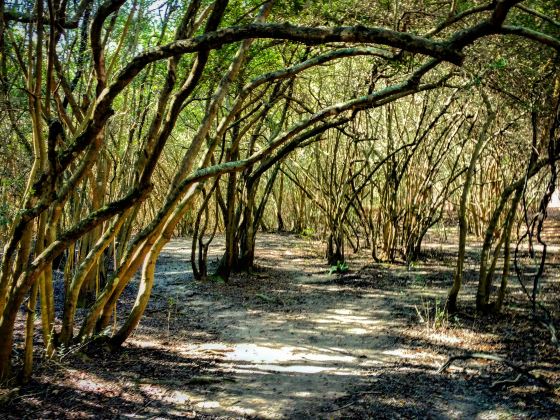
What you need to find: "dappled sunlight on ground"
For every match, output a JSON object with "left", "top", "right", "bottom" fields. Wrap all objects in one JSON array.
[
  {"left": 151, "top": 282, "right": 402, "bottom": 416},
  {"left": 3, "top": 232, "right": 559, "bottom": 419}
]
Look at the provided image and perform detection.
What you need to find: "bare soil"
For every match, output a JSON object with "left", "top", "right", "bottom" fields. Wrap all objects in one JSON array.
[{"left": 1, "top": 231, "right": 560, "bottom": 419}]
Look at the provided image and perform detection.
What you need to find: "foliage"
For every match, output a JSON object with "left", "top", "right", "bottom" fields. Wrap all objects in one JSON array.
[
  {"left": 0, "top": 0, "right": 558, "bottom": 382},
  {"left": 329, "top": 260, "right": 349, "bottom": 275},
  {"left": 415, "top": 297, "right": 449, "bottom": 332},
  {"left": 299, "top": 227, "right": 315, "bottom": 238}
]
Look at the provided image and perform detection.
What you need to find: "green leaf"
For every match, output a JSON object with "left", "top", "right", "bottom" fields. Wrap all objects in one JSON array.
[
  {"left": 491, "top": 57, "right": 508, "bottom": 70},
  {"left": 210, "top": 275, "right": 225, "bottom": 284}
]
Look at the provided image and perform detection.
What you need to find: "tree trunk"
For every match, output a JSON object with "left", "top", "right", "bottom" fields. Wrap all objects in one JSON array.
[
  {"left": 448, "top": 97, "right": 495, "bottom": 312},
  {"left": 326, "top": 230, "right": 345, "bottom": 265}
]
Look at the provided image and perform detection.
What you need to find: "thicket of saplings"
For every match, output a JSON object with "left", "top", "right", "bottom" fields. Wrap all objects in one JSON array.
[{"left": 0, "top": 0, "right": 558, "bottom": 384}]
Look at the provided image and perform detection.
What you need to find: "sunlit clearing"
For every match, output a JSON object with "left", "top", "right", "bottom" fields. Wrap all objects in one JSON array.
[
  {"left": 226, "top": 343, "right": 356, "bottom": 365},
  {"left": 235, "top": 363, "right": 347, "bottom": 374}
]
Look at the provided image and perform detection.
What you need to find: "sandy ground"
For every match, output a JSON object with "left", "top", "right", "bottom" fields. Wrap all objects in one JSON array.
[
  {"left": 2, "top": 232, "right": 559, "bottom": 419},
  {"left": 144, "top": 235, "right": 404, "bottom": 418}
]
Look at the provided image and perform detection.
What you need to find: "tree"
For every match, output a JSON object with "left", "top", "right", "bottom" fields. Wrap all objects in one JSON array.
[{"left": 0, "top": 0, "right": 558, "bottom": 381}]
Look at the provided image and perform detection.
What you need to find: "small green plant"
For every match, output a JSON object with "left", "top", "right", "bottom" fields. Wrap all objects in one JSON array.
[
  {"left": 328, "top": 260, "right": 349, "bottom": 275},
  {"left": 415, "top": 297, "right": 448, "bottom": 332},
  {"left": 299, "top": 227, "right": 315, "bottom": 238},
  {"left": 491, "top": 57, "right": 508, "bottom": 70},
  {"left": 411, "top": 273, "right": 426, "bottom": 288},
  {"left": 209, "top": 274, "right": 225, "bottom": 284},
  {"left": 433, "top": 298, "right": 448, "bottom": 329}
]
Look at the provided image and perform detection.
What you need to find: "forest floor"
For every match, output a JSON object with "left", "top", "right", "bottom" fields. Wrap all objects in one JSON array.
[{"left": 2, "top": 225, "right": 560, "bottom": 418}]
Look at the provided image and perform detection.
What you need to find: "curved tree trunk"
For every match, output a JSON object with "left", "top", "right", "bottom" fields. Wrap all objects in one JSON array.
[{"left": 448, "top": 96, "right": 495, "bottom": 312}]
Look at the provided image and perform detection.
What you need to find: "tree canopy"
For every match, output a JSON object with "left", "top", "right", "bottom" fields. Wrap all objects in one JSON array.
[{"left": 0, "top": 0, "right": 559, "bottom": 383}]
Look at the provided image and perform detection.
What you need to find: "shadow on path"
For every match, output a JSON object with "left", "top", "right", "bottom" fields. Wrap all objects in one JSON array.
[{"left": 3, "top": 234, "right": 558, "bottom": 419}]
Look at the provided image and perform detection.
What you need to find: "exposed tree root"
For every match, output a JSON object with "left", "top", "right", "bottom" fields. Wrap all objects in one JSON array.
[
  {"left": 491, "top": 373, "right": 522, "bottom": 389},
  {"left": 437, "top": 352, "right": 552, "bottom": 389}
]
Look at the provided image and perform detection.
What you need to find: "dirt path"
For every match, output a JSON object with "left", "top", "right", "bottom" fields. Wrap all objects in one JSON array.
[
  {"left": 125, "top": 234, "right": 557, "bottom": 419},
  {"left": 3, "top": 233, "right": 559, "bottom": 419},
  {"left": 147, "top": 235, "right": 402, "bottom": 418}
]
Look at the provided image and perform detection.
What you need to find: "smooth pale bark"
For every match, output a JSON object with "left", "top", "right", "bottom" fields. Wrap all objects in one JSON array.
[
  {"left": 475, "top": 156, "right": 557, "bottom": 311},
  {"left": 2, "top": 0, "right": 547, "bottom": 380},
  {"left": 109, "top": 232, "right": 166, "bottom": 347},
  {"left": 494, "top": 188, "right": 523, "bottom": 312},
  {"left": 102, "top": 2, "right": 272, "bottom": 344},
  {"left": 0, "top": 186, "right": 149, "bottom": 379},
  {"left": 448, "top": 99, "right": 495, "bottom": 313},
  {"left": 93, "top": 71, "right": 443, "bottom": 338},
  {"left": 60, "top": 213, "right": 129, "bottom": 345},
  {"left": 85, "top": 1, "right": 226, "bottom": 329},
  {"left": 0, "top": 0, "right": 525, "bottom": 302},
  {"left": 22, "top": 281, "right": 39, "bottom": 383}
]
